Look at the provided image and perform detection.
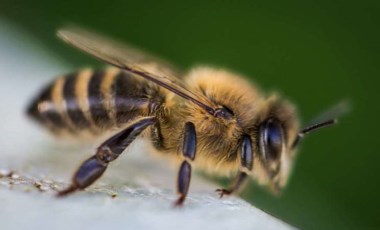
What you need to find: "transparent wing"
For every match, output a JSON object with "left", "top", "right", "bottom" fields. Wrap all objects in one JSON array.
[
  {"left": 303, "top": 101, "right": 351, "bottom": 131},
  {"left": 292, "top": 101, "right": 350, "bottom": 148},
  {"left": 57, "top": 27, "right": 216, "bottom": 115}
]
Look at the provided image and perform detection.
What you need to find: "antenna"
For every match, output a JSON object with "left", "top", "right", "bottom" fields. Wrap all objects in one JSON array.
[{"left": 292, "top": 101, "right": 350, "bottom": 148}]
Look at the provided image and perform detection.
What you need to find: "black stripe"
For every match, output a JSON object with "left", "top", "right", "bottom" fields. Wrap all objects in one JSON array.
[
  {"left": 27, "top": 93, "right": 46, "bottom": 125},
  {"left": 63, "top": 73, "right": 91, "bottom": 129},
  {"left": 88, "top": 70, "right": 112, "bottom": 128},
  {"left": 113, "top": 71, "right": 147, "bottom": 124}
]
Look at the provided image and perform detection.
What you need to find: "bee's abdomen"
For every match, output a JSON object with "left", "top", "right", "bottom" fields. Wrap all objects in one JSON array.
[{"left": 27, "top": 68, "right": 164, "bottom": 135}]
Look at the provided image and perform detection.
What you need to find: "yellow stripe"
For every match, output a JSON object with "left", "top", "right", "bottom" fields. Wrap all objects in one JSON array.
[
  {"left": 101, "top": 67, "right": 119, "bottom": 124},
  {"left": 51, "top": 77, "right": 65, "bottom": 113},
  {"left": 75, "top": 69, "right": 99, "bottom": 133},
  {"left": 51, "top": 77, "right": 75, "bottom": 131}
]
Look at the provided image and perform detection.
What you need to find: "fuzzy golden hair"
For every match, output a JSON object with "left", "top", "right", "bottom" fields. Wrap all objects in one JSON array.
[{"left": 157, "top": 67, "right": 300, "bottom": 189}]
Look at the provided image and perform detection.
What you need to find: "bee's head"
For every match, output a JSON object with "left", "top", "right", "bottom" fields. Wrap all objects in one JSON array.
[
  {"left": 251, "top": 97, "right": 347, "bottom": 194},
  {"left": 251, "top": 97, "right": 299, "bottom": 194}
]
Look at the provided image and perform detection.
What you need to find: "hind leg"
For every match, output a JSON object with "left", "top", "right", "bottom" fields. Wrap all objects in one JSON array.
[{"left": 58, "top": 116, "right": 157, "bottom": 196}]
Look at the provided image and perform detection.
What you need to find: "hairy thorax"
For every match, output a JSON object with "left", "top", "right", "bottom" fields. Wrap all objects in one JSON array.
[{"left": 157, "top": 67, "right": 267, "bottom": 176}]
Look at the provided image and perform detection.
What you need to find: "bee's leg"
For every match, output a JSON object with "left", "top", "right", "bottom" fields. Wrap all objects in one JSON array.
[
  {"left": 216, "top": 172, "right": 248, "bottom": 198},
  {"left": 216, "top": 134, "right": 252, "bottom": 198},
  {"left": 174, "top": 122, "right": 196, "bottom": 206},
  {"left": 57, "top": 116, "right": 157, "bottom": 197}
]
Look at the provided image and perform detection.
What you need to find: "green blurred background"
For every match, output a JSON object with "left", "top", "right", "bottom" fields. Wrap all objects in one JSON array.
[{"left": 1, "top": 0, "right": 378, "bottom": 229}]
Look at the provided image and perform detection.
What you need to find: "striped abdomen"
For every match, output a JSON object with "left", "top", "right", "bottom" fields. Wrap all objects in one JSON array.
[{"left": 27, "top": 67, "right": 165, "bottom": 135}]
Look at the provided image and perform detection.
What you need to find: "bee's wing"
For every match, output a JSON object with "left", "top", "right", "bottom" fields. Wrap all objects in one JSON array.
[
  {"left": 57, "top": 27, "right": 216, "bottom": 115},
  {"left": 304, "top": 101, "right": 350, "bottom": 130},
  {"left": 292, "top": 101, "right": 350, "bottom": 148}
]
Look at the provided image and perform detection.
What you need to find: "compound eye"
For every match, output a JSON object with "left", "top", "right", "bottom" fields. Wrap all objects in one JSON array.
[{"left": 259, "top": 119, "right": 285, "bottom": 161}]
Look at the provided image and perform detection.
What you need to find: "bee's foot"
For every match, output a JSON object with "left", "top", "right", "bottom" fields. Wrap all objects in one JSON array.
[
  {"left": 215, "top": 188, "right": 232, "bottom": 198},
  {"left": 56, "top": 184, "right": 77, "bottom": 197},
  {"left": 173, "top": 195, "right": 185, "bottom": 207}
]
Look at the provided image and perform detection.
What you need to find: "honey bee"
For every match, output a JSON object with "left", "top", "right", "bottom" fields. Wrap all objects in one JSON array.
[{"left": 27, "top": 27, "right": 347, "bottom": 206}]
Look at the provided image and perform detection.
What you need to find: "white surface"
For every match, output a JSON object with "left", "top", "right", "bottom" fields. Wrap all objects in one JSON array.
[{"left": 0, "top": 19, "right": 295, "bottom": 230}]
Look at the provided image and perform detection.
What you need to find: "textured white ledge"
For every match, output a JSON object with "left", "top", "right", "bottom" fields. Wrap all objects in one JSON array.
[
  {"left": 0, "top": 145, "right": 295, "bottom": 230},
  {"left": 0, "top": 18, "right": 295, "bottom": 230}
]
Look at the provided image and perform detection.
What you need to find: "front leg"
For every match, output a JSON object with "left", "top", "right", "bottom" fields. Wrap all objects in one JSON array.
[
  {"left": 174, "top": 122, "right": 196, "bottom": 206},
  {"left": 58, "top": 116, "right": 157, "bottom": 196},
  {"left": 216, "top": 172, "right": 248, "bottom": 198},
  {"left": 216, "top": 134, "right": 252, "bottom": 198}
]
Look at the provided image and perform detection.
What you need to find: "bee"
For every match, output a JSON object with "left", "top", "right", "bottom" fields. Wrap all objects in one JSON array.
[{"left": 27, "top": 27, "right": 347, "bottom": 206}]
